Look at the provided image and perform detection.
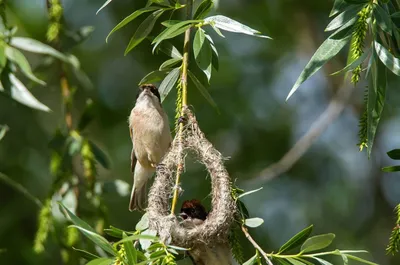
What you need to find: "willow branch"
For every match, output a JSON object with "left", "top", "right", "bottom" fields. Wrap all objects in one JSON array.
[
  {"left": 241, "top": 225, "right": 273, "bottom": 265},
  {"left": 170, "top": 0, "right": 193, "bottom": 215}
]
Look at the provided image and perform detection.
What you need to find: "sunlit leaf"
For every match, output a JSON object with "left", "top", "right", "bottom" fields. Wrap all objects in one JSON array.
[
  {"left": 204, "top": 15, "right": 271, "bottom": 39},
  {"left": 300, "top": 233, "right": 335, "bottom": 253},
  {"left": 374, "top": 41, "right": 400, "bottom": 76},
  {"left": 8, "top": 73, "right": 50, "bottom": 112},
  {"left": 287, "top": 258, "right": 306, "bottom": 265},
  {"left": 237, "top": 187, "right": 263, "bottom": 199},
  {"left": 367, "top": 50, "right": 386, "bottom": 157},
  {"left": 72, "top": 247, "right": 100, "bottom": 261},
  {"left": 278, "top": 225, "right": 313, "bottom": 254},
  {"left": 159, "top": 67, "right": 179, "bottom": 101},
  {"left": 0, "top": 125, "right": 9, "bottom": 141},
  {"left": 373, "top": 3, "right": 392, "bottom": 35},
  {"left": 387, "top": 149, "right": 400, "bottom": 160},
  {"left": 188, "top": 70, "right": 218, "bottom": 110},
  {"left": 138, "top": 230, "right": 158, "bottom": 250},
  {"left": 135, "top": 213, "right": 149, "bottom": 231},
  {"left": 96, "top": 0, "right": 114, "bottom": 14},
  {"left": 123, "top": 232, "right": 137, "bottom": 265},
  {"left": 115, "top": 233, "right": 158, "bottom": 246},
  {"left": 243, "top": 254, "right": 257, "bottom": 265},
  {"left": 193, "top": 28, "right": 212, "bottom": 81},
  {"left": 86, "top": 258, "right": 114, "bottom": 265},
  {"left": 125, "top": 9, "right": 165, "bottom": 55},
  {"left": 287, "top": 32, "right": 351, "bottom": 100},
  {"left": 276, "top": 258, "right": 292, "bottom": 265},
  {"left": 330, "top": 0, "right": 346, "bottom": 17},
  {"left": 330, "top": 48, "right": 369, "bottom": 75},
  {"left": 312, "top": 257, "right": 333, "bottom": 265},
  {"left": 104, "top": 226, "right": 126, "bottom": 238},
  {"left": 325, "top": 4, "right": 364, "bottom": 32},
  {"left": 0, "top": 43, "right": 6, "bottom": 69},
  {"left": 244, "top": 217, "right": 264, "bottom": 228},
  {"left": 156, "top": 41, "right": 182, "bottom": 58},
  {"left": 139, "top": 70, "right": 170, "bottom": 85},
  {"left": 345, "top": 254, "right": 379, "bottom": 265},
  {"left": 382, "top": 165, "right": 400, "bottom": 172},
  {"left": 161, "top": 20, "right": 181, "bottom": 27},
  {"left": 159, "top": 58, "right": 182, "bottom": 70},
  {"left": 194, "top": 0, "right": 214, "bottom": 20},
  {"left": 106, "top": 6, "right": 160, "bottom": 42}
]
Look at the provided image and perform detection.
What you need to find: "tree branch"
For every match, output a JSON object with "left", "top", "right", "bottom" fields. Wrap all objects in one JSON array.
[{"left": 241, "top": 225, "right": 273, "bottom": 265}]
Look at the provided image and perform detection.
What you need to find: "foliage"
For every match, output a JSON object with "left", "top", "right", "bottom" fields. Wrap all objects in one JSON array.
[{"left": 387, "top": 204, "right": 400, "bottom": 255}]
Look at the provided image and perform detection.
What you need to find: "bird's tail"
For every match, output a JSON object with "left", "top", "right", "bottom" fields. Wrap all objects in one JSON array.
[{"left": 129, "top": 181, "right": 147, "bottom": 211}]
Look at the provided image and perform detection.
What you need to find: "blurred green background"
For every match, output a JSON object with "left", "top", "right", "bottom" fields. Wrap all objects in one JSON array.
[{"left": 1, "top": 0, "right": 400, "bottom": 264}]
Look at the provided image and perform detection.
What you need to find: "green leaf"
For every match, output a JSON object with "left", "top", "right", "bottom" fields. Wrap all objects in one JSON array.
[
  {"left": 367, "top": 49, "right": 386, "bottom": 157},
  {"left": 125, "top": 9, "right": 165, "bottom": 55},
  {"left": 161, "top": 20, "right": 182, "bottom": 27},
  {"left": 387, "top": 149, "right": 400, "bottom": 160},
  {"left": 373, "top": 4, "right": 392, "bottom": 35},
  {"left": 206, "top": 34, "right": 219, "bottom": 71},
  {"left": 139, "top": 229, "right": 158, "bottom": 250},
  {"left": 139, "top": 70, "right": 170, "bottom": 85},
  {"left": 287, "top": 258, "right": 307, "bottom": 265},
  {"left": 104, "top": 226, "right": 126, "bottom": 238},
  {"left": 276, "top": 258, "right": 292, "bottom": 265},
  {"left": 300, "top": 233, "right": 335, "bottom": 253},
  {"left": 345, "top": 254, "right": 378, "bottom": 265},
  {"left": 193, "top": 28, "right": 212, "bottom": 81},
  {"left": 341, "top": 253, "right": 349, "bottom": 265},
  {"left": 278, "top": 225, "right": 313, "bottom": 254},
  {"left": 10, "top": 37, "right": 76, "bottom": 67},
  {"left": 237, "top": 187, "right": 263, "bottom": 199},
  {"left": 88, "top": 140, "right": 111, "bottom": 169},
  {"left": 159, "top": 67, "right": 180, "bottom": 102},
  {"left": 149, "top": 250, "right": 165, "bottom": 258},
  {"left": 135, "top": 213, "right": 149, "bottom": 231},
  {"left": 78, "top": 99, "right": 95, "bottom": 131},
  {"left": 244, "top": 217, "right": 264, "bottom": 228},
  {"left": 382, "top": 165, "right": 400, "bottom": 172},
  {"left": 156, "top": 41, "right": 182, "bottom": 58},
  {"left": 325, "top": 4, "right": 364, "bottom": 32},
  {"left": 243, "top": 254, "right": 257, "bottom": 265},
  {"left": 194, "top": 0, "right": 214, "bottom": 20},
  {"left": 188, "top": 70, "right": 218, "bottom": 110},
  {"left": 96, "top": 0, "right": 114, "bottom": 14},
  {"left": 374, "top": 41, "right": 400, "bottom": 76},
  {"left": 123, "top": 232, "right": 137, "bottom": 265},
  {"left": 86, "top": 258, "right": 114, "bottom": 265},
  {"left": 0, "top": 125, "right": 9, "bottom": 142},
  {"left": 106, "top": 6, "right": 160, "bottom": 42},
  {"left": 287, "top": 32, "right": 351, "bottom": 100},
  {"left": 210, "top": 23, "right": 225, "bottom": 38},
  {"left": 330, "top": 0, "right": 346, "bottom": 17},
  {"left": 204, "top": 15, "right": 271, "bottom": 39},
  {"left": 5, "top": 46, "right": 46, "bottom": 85},
  {"left": 8, "top": 73, "right": 50, "bottom": 112},
  {"left": 114, "top": 234, "right": 159, "bottom": 246},
  {"left": 0, "top": 43, "right": 6, "bottom": 69},
  {"left": 330, "top": 49, "right": 369, "bottom": 75},
  {"left": 59, "top": 203, "right": 116, "bottom": 256},
  {"left": 312, "top": 257, "right": 333, "bottom": 265},
  {"left": 159, "top": 58, "right": 182, "bottom": 70},
  {"left": 72, "top": 247, "right": 100, "bottom": 261}
]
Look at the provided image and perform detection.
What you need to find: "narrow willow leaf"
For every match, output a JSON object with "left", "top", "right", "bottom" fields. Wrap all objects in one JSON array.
[
  {"left": 244, "top": 217, "right": 264, "bottom": 228},
  {"left": 276, "top": 259, "right": 292, "bottom": 265},
  {"left": 125, "top": 9, "right": 165, "bottom": 55},
  {"left": 330, "top": 48, "right": 369, "bottom": 75},
  {"left": 287, "top": 258, "right": 306, "bottom": 265},
  {"left": 0, "top": 172, "right": 42, "bottom": 207},
  {"left": 345, "top": 254, "right": 379, "bottom": 265},
  {"left": 136, "top": 213, "right": 149, "bottom": 231},
  {"left": 387, "top": 149, "right": 400, "bottom": 160},
  {"left": 78, "top": 99, "right": 95, "bottom": 131},
  {"left": 157, "top": 41, "right": 182, "bottom": 58},
  {"left": 72, "top": 247, "right": 100, "bottom": 261},
  {"left": 0, "top": 43, "right": 6, "bottom": 69},
  {"left": 382, "top": 165, "right": 400, "bottom": 172},
  {"left": 104, "top": 226, "right": 125, "bottom": 238},
  {"left": 300, "top": 234, "right": 335, "bottom": 253},
  {"left": 330, "top": 0, "right": 346, "bottom": 17},
  {"left": 287, "top": 33, "right": 351, "bottom": 100},
  {"left": 88, "top": 140, "right": 110, "bottom": 169},
  {"left": 86, "top": 258, "right": 114, "bottom": 265},
  {"left": 117, "top": 234, "right": 158, "bottom": 246},
  {"left": 139, "top": 70, "right": 169, "bottom": 85},
  {"left": 106, "top": 6, "right": 160, "bottom": 42},
  {"left": 373, "top": 4, "right": 392, "bottom": 35},
  {"left": 161, "top": 20, "right": 182, "bottom": 27},
  {"left": 325, "top": 4, "right": 364, "bottom": 32},
  {"left": 152, "top": 20, "right": 200, "bottom": 45},
  {"left": 159, "top": 67, "right": 179, "bottom": 102},
  {"left": 123, "top": 232, "right": 137, "bottom": 265},
  {"left": 313, "top": 257, "right": 333, "bottom": 265},
  {"left": 243, "top": 254, "right": 257, "bottom": 265},
  {"left": 188, "top": 70, "right": 218, "bottom": 110},
  {"left": 237, "top": 187, "right": 263, "bottom": 199},
  {"left": 96, "top": 0, "right": 114, "bottom": 14},
  {"left": 10, "top": 37, "right": 75, "bottom": 67},
  {"left": 194, "top": 0, "right": 214, "bottom": 20},
  {"left": 159, "top": 58, "right": 181, "bottom": 70},
  {"left": 367, "top": 52, "right": 386, "bottom": 157},
  {"left": 0, "top": 125, "right": 8, "bottom": 141},
  {"left": 193, "top": 28, "right": 212, "bottom": 81},
  {"left": 278, "top": 225, "right": 313, "bottom": 254},
  {"left": 204, "top": 15, "right": 271, "bottom": 39},
  {"left": 5, "top": 46, "right": 45, "bottom": 85},
  {"left": 210, "top": 23, "right": 225, "bottom": 37},
  {"left": 374, "top": 41, "right": 400, "bottom": 76},
  {"left": 8, "top": 73, "right": 50, "bottom": 112},
  {"left": 205, "top": 33, "right": 219, "bottom": 70}
]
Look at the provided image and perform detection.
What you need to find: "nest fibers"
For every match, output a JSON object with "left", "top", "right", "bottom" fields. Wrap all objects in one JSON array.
[{"left": 147, "top": 108, "right": 237, "bottom": 248}]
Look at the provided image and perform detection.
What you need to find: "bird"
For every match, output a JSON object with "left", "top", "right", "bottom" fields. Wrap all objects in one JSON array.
[
  {"left": 180, "top": 199, "right": 208, "bottom": 226},
  {"left": 128, "top": 84, "right": 172, "bottom": 211}
]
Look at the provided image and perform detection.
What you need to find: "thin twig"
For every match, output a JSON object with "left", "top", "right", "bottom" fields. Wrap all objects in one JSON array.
[
  {"left": 241, "top": 225, "right": 274, "bottom": 265},
  {"left": 170, "top": 0, "right": 193, "bottom": 215},
  {"left": 254, "top": 82, "right": 353, "bottom": 183}
]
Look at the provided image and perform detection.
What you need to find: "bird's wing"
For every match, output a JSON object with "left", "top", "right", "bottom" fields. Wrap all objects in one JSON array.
[{"left": 130, "top": 126, "right": 137, "bottom": 173}]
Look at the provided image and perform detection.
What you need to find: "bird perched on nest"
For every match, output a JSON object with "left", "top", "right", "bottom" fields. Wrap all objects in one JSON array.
[
  {"left": 128, "top": 84, "right": 172, "bottom": 211},
  {"left": 180, "top": 200, "right": 233, "bottom": 265}
]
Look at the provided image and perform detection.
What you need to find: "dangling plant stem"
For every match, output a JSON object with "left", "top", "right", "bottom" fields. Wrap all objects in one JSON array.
[{"left": 170, "top": 0, "right": 193, "bottom": 215}]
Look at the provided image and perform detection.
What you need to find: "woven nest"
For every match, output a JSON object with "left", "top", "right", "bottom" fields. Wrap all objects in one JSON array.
[{"left": 147, "top": 108, "right": 237, "bottom": 248}]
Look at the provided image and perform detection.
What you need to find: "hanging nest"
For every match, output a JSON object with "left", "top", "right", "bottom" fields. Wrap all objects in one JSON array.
[{"left": 147, "top": 108, "right": 237, "bottom": 249}]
